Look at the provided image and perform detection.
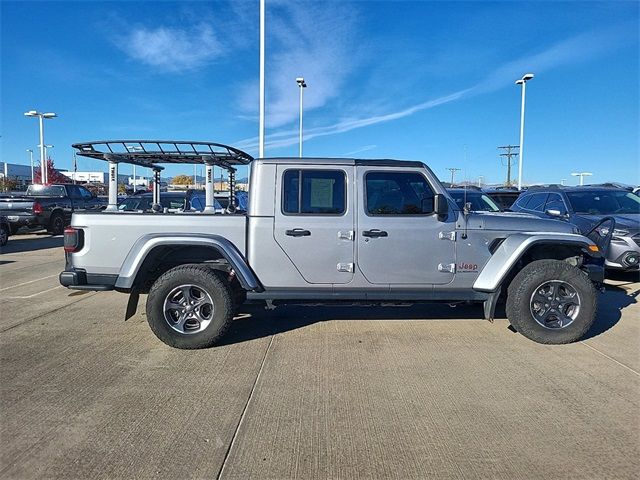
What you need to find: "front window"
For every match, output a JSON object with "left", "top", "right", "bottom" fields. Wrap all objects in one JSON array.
[
  {"left": 566, "top": 190, "right": 640, "bottom": 215},
  {"left": 365, "top": 171, "right": 434, "bottom": 215}
]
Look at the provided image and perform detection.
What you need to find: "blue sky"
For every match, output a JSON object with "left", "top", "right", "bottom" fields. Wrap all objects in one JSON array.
[{"left": 1, "top": 0, "right": 638, "bottom": 185}]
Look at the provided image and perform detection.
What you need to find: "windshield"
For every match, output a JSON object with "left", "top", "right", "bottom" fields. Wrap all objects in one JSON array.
[
  {"left": 566, "top": 190, "right": 640, "bottom": 215},
  {"left": 449, "top": 191, "right": 501, "bottom": 212},
  {"left": 26, "top": 185, "right": 66, "bottom": 197},
  {"left": 119, "top": 197, "right": 152, "bottom": 211}
]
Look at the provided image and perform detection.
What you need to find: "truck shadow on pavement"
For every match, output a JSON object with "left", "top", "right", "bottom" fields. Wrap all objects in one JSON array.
[
  {"left": 223, "top": 302, "right": 496, "bottom": 347},
  {"left": 0, "top": 233, "right": 63, "bottom": 254},
  {"left": 582, "top": 281, "right": 638, "bottom": 340},
  {"left": 220, "top": 284, "right": 637, "bottom": 346}
]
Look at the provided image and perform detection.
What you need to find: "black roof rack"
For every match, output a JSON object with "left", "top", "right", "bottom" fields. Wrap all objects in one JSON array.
[{"left": 72, "top": 140, "right": 254, "bottom": 171}]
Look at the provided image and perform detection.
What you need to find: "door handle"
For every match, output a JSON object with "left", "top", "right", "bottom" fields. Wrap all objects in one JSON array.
[
  {"left": 285, "top": 228, "right": 311, "bottom": 237},
  {"left": 362, "top": 229, "right": 388, "bottom": 238}
]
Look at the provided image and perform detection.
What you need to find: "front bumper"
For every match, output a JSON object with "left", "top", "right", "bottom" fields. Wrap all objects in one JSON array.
[
  {"left": 581, "top": 263, "right": 605, "bottom": 285},
  {"left": 605, "top": 235, "right": 640, "bottom": 271},
  {"left": 59, "top": 268, "right": 117, "bottom": 291}
]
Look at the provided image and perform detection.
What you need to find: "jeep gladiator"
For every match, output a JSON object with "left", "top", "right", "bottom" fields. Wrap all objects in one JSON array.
[{"left": 60, "top": 141, "right": 606, "bottom": 349}]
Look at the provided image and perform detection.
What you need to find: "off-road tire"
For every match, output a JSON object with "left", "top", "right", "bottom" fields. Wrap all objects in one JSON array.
[
  {"left": 48, "top": 212, "right": 65, "bottom": 235},
  {"left": 146, "top": 264, "right": 234, "bottom": 349},
  {"left": 506, "top": 259, "right": 597, "bottom": 344}
]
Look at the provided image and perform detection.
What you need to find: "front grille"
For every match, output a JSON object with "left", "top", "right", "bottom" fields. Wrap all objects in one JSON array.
[{"left": 633, "top": 234, "right": 640, "bottom": 247}]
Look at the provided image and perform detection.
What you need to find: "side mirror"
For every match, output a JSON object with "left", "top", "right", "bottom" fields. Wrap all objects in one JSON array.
[
  {"left": 421, "top": 196, "right": 434, "bottom": 213},
  {"left": 434, "top": 194, "right": 448, "bottom": 216},
  {"left": 545, "top": 209, "right": 562, "bottom": 217}
]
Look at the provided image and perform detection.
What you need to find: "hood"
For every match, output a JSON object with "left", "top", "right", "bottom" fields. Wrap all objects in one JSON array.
[
  {"left": 461, "top": 211, "right": 575, "bottom": 234},
  {"left": 575, "top": 213, "right": 640, "bottom": 231}
]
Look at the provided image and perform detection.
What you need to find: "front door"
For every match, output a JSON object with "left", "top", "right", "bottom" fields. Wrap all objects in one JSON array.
[
  {"left": 356, "top": 168, "right": 455, "bottom": 285},
  {"left": 274, "top": 166, "right": 355, "bottom": 284}
]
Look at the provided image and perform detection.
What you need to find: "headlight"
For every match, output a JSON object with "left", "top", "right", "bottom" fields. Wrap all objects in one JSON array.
[{"left": 597, "top": 227, "right": 629, "bottom": 238}]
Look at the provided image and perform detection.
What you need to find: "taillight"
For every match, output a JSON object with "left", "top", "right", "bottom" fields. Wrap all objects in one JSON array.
[
  {"left": 33, "top": 201, "right": 43, "bottom": 214},
  {"left": 64, "top": 227, "right": 84, "bottom": 253}
]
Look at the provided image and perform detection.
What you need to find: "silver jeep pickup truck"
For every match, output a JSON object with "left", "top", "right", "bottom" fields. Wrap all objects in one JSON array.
[{"left": 60, "top": 140, "right": 606, "bottom": 349}]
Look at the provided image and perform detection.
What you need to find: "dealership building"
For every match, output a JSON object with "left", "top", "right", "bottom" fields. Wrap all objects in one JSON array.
[{"left": 0, "top": 162, "right": 33, "bottom": 183}]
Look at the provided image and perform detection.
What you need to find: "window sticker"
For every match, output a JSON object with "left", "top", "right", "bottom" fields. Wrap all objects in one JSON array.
[{"left": 310, "top": 178, "right": 334, "bottom": 208}]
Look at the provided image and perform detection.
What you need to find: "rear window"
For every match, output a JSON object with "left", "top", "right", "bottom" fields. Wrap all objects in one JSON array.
[
  {"left": 282, "top": 169, "right": 346, "bottom": 215},
  {"left": 26, "top": 185, "right": 66, "bottom": 197}
]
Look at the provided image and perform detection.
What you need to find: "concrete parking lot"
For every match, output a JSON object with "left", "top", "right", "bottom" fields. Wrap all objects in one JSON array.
[{"left": 1, "top": 233, "right": 638, "bottom": 479}]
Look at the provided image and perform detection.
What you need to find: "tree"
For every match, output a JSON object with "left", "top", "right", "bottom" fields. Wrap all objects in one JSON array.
[
  {"left": 0, "top": 177, "right": 18, "bottom": 192},
  {"left": 172, "top": 174, "right": 192, "bottom": 185},
  {"left": 34, "top": 158, "right": 70, "bottom": 184}
]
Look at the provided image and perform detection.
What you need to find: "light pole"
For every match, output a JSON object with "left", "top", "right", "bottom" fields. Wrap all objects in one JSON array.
[
  {"left": 26, "top": 149, "right": 34, "bottom": 183},
  {"left": 126, "top": 145, "right": 144, "bottom": 192},
  {"left": 296, "top": 77, "right": 307, "bottom": 157},
  {"left": 24, "top": 110, "right": 56, "bottom": 184},
  {"left": 38, "top": 144, "right": 54, "bottom": 182},
  {"left": 571, "top": 172, "right": 592, "bottom": 186},
  {"left": 73, "top": 152, "right": 78, "bottom": 184},
  {"left": 259, "top": 0, "right": 265, "bottom": 158},
  {"left": 515, "top": 73, "right": 534, "bottom": 191}
]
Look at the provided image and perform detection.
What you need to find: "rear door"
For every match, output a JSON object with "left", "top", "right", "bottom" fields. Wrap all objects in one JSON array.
[
  {"left": 356, "top": 167, "right": 455, "bottom": 285},
  {"left": 274, "top": 165, "right": 354, "bottom": 284}
]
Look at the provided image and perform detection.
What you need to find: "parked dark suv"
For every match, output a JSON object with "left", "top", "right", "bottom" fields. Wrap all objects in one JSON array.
[{"left": 510, "top": 186, "right": 640, "bottom": 271}]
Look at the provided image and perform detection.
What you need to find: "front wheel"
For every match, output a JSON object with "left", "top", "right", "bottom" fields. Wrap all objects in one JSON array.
[
  {"left": 506, "top": 260, "right": 597, "bottom": 344},
  {"left": 146, "top": 264, "right": 234, "bottom": 349}
]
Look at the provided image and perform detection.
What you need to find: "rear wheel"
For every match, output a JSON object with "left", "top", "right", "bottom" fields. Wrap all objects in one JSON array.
[
  {"left": 0, "top": 224, "right": 8, "bottom": 246},
  {"left": 48, "top": 212, "right": 65, "bottom": 235},
  {"left": 506, "top": 260, "right": 597, "bottom": 344},
  {"left": 146, "top": 264, "right": 234, "bottom": 349}
]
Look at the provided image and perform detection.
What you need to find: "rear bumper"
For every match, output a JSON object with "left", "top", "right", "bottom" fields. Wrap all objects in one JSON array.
[
  {"left": 59, "top": 268, "right": 117, "bottom": 291},
  {"left": 3, "top": 213, "right": 37, "bottom": 228}
]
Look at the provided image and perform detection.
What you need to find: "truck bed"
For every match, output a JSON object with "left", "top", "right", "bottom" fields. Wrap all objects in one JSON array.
[{"left": 70, "top": 212, "right": 247, "bottom": 275}]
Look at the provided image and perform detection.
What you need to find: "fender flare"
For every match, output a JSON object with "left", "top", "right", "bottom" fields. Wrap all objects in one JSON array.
[
  {"left": 114, "top": 233, "right": 263, "bottom": 292},
  {"left": 473, "top": 232, "right": 598, "bottom": 293}
]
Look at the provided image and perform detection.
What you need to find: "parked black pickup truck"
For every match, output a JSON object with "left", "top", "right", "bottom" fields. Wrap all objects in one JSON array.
[{"left": 0, "top": 184, "right": 106, "bottom": 235}]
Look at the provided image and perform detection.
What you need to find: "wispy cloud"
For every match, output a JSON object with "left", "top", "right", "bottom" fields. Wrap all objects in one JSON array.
[
  {"left": 238, "top": 1, "right": 361, "bottom": 128},
  {"left": 236, "top": 24, "right": 635, "bottom": 154},
  {"left": 116, "top": 23, "right": 223, "bottom": 72},
  {"left": 343, "top": 145, "right": 378, "bottom": 156}
]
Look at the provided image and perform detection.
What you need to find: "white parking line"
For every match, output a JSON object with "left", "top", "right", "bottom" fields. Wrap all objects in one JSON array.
[
  {"left": 0, "top": 274, "right": 58, "bottom": 292},
  {"left": 3, "top": 285, "right": 63, "bottom": 299}
]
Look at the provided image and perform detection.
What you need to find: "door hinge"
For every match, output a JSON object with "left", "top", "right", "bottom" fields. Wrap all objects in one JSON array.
[
  {"left": 437, "top": 263, "right": 456, "bottom": 273},
  {"left": 337, "top": 262, "right": 354, "bottom": 273},
  {"left": 338, "top": 230, "right": 354, "bottom": 241},
  {"left": 439, "top": 231, "right": 456, "bottom": 241}
]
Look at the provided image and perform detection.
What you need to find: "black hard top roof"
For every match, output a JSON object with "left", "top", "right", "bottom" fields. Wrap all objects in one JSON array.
[{"left": 72, "top": 140, "right": 254, "bottom": 171}]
